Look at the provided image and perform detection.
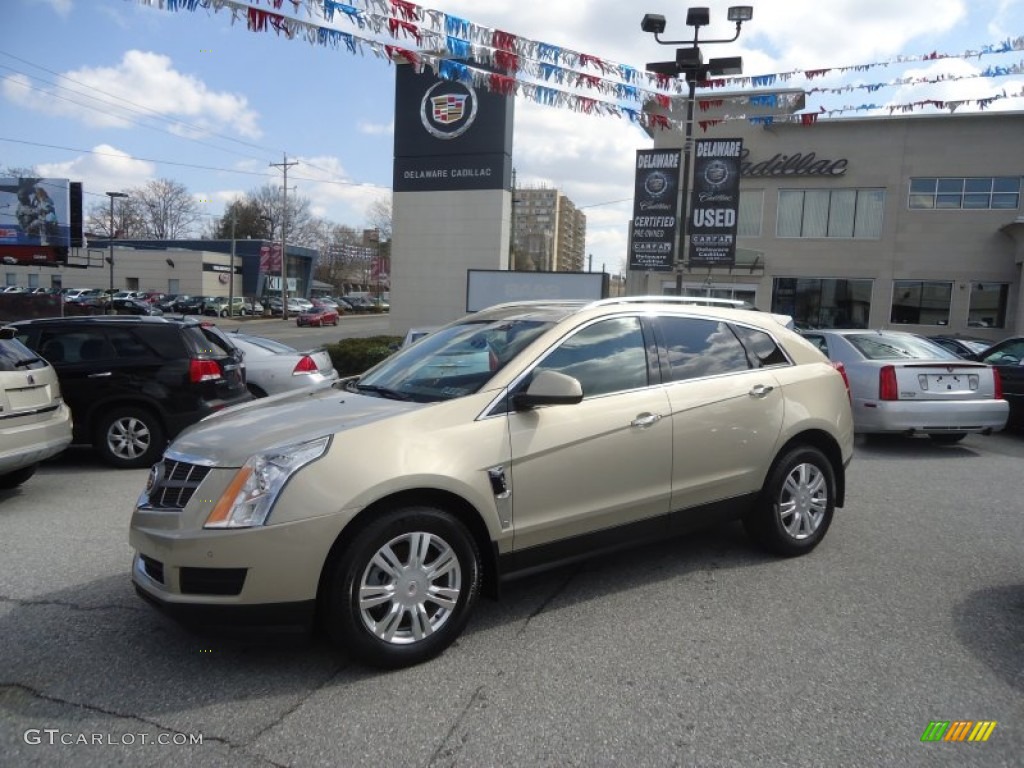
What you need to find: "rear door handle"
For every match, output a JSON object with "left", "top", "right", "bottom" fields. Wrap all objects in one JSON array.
[
  {"left": 87, "top": 371, "right": 112, "bottom": 378},
  {"left": 748, "top": 384, "right": 774, "bottom": 398},
  {"left": 631, "top": 412, "right": 662, "bottom": 428}
]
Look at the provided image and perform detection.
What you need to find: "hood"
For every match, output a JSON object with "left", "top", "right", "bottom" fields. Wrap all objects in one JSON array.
[{"left": 169, "top": 385, "right": 426, "bottom": 466}]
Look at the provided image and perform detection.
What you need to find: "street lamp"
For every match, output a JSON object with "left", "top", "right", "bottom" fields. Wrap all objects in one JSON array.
[
  {"left": 642, "top": 6, "right": 752, "bottom": 294},
  {"left": 106, "top": 191, "right": 128, "bottom": 305}
]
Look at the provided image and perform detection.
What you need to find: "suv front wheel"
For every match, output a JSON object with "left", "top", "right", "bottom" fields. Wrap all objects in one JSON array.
[
  {"left": 324, "top": 506, "right": 481, "bottom": 669},
  {"left": 94, "top": 406, "right": 165, "bottom": 469}
]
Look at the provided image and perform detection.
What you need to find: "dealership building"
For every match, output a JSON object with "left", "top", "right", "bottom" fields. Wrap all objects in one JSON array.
[{"left": 629, "top": 100, "right": 1024, "bottom": 339}]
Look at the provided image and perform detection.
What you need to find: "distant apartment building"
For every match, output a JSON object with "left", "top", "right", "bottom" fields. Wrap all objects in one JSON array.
[{"left": 512, "top": 186, "right": 587, "bottom": 272}]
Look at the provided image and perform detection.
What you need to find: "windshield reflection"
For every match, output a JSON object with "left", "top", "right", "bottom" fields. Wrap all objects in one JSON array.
[{"left": 358, "top": 319, "right": 552, "bottom": 402}]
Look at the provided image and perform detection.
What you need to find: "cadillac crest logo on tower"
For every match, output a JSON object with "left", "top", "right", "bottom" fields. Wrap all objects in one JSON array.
[{"left": 420, "top": 81, "right": 478, "bottom": 139}]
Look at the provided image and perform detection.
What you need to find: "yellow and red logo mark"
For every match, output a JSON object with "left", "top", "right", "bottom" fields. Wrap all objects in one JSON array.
[{"left": 921, "top": 720, "right": 997, "bottom": 742}]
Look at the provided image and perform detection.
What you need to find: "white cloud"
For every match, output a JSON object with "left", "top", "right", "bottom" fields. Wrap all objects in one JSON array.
[
  {"left": 39, "top": 0, "right": 72, "bottom": 17},
  {"left": 359, "top": 120, "right": 394, "bottom": 136},
  {"left": 1, "top": 50, "right": 261, "bottom": 139},
  {"left": 35, "top": 144, "right": 155, "bottom": 196}
]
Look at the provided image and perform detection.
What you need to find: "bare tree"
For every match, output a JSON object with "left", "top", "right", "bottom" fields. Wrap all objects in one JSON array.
[
  {"left": 365, "top": 196, "right": 393, "bottom": 242},
  {"left": 85, "top": 195, "right": 147, "bottom": 238},
  {"left": 134, "top": 178, "right": 201, "bottom": 239},
  {"left": 247, "top": 183, "right": 318, "bottom": 247}
]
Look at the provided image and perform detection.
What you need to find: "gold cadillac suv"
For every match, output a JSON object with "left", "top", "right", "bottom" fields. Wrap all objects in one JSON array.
[{"left": 130, "top": 298, "right": 855, "bottom": 668}]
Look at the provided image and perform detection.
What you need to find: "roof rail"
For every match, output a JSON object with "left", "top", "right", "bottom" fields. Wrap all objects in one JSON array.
[{"left": 583, "top": 296, "right": 759, "bottom": 310}]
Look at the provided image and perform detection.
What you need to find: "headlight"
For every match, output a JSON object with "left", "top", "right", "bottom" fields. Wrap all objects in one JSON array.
[{"left": 204, "top": 436, "right": 330, "bottom": 529}]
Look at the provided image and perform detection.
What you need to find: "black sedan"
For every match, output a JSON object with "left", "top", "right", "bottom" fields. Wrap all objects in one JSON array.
[
  {"left": 111, "top": 298, "right": 163, "bottom": 316},
  {"left": 978, "top": 337, "right": 1024, "bottom": 429},
  {"left": 927, "top": 334, "right": 993, "bottom": 360}
]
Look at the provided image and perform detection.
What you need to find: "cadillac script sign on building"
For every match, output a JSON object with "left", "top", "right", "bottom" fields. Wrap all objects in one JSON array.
[
  {"left": 629, "top": 149, "right": 682, "bottom": 272},
  {"left": 688, "top": 139, "right": 743, "bottom": 268}
]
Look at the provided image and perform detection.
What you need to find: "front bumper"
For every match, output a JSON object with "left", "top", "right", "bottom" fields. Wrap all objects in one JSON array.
[{"left": 130, "top": 507, "right": 346, "bottom": 630}]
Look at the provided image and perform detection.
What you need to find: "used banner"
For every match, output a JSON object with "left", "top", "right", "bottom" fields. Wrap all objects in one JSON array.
[
  {"left": 629, "top": 149, "right": 682, "bottom": 272},
  {"left": 688, "top": 139, "right": 743, "bottom": 268}
]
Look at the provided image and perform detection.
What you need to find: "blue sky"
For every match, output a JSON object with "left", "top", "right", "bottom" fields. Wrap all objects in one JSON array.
[{"left": 2, "top": 0, "right": 1022, "bottom": 275}]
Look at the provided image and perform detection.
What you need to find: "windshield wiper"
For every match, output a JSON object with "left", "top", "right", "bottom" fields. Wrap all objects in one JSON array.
[
  {"left": 14, "top": 357, "right": 42, "bottom": 368},
  {"left": 355, "top": 383, "right": 413, "bottom": 401}
]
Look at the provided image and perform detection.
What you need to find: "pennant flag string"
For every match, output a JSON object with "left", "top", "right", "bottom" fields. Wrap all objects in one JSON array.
[{"left": 134, "top": 0, "right": 1024, "bottom": 132}]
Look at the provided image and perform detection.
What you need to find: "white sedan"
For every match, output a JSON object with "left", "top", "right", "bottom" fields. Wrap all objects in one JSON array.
[
  {"left": 801, "top": 329, "right": 1008, "bottom": 442},
  {"left": 228, "top": 333, "right": 338, "bottom": 398}
]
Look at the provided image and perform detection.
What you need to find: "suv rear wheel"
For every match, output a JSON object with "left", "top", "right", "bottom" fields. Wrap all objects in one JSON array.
[
  {"left": 324, "top": 506, "right": 481, "bottom": 669},
  {"left": 744, "top": 446, "right": 835, "bottom": 557},
  {"left": 94, "top": 406, "right": 165, "bottom": 469}
]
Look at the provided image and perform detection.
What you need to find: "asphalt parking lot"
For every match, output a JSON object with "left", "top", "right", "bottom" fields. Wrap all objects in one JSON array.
[{"left": 1, "top": 428, "right": 1021, "bottom": 767}]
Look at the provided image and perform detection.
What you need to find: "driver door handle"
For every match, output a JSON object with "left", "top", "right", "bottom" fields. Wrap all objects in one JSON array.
[{"left": 631, "top": 412, "right": 662, "bottom": 428}]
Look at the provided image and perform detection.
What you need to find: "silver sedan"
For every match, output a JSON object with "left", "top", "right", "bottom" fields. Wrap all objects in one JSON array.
[
  {"left": 228, "top": 332, "right": 338, "bottom": 398},
  {"left": 801, "top": 329, "right": 1008, "bottom": 442}
]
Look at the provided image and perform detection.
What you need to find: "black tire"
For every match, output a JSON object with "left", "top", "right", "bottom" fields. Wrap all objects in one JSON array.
[
  {"left": 94, "top": 406, "right": 165, "bottom": 469},
  {"left": 323, "top": 506, "right": 481, "bottom": 669},
  {"left": 220, "top": 309, "right": 229, "bottom": 318},
  {"left": 247, "top": 383, "right": 268, "bottom": 398},
  {"left": 0, "top": 464, "right": 37, "bottom": 489},
  {"left": 744, "top": 446, "right": 835, "bottom": 557},
  {"left": 928, "top": 432, "right": 966, "bottom": 444}
]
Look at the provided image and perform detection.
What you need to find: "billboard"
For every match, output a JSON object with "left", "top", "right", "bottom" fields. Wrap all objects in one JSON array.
[
  {"left": 466, "top": 269, "right": 608, "bottom": 312},
  {"left": 688, "top": 139, "right": 743, "bottom": 268},
  {"left": 0, "top": 178, "right": 72, "bottom": 248},
  {"left": 629, "top": 149, "right": 682, "bottom": 272}
]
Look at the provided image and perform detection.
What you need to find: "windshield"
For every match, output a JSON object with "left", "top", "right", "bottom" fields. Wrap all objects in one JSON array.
[
  {"left": 846, "top": 332, "right": 958, "bottom": 360},
  {"left": 358, "top": 319, "right": 553, "bottom": 402}
]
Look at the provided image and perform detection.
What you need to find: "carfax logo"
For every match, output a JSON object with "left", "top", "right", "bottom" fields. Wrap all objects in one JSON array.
[{"left": 420, "top": 81, "right": 478, "bottom": 140}]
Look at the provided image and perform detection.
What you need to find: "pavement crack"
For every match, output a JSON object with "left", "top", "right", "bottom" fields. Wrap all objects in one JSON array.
[
  {"left": 0, "top": 593, "right": 146, "bottom": 613},
  {"left": 1, "top": 682, "right": 287, "bottom": 767},
  {"left": 244, "top": 662, "right": 348, "bottom": 749},
  {"left": 426, "top": 684, "right": 485, "bottom": 768},
  {"left": 517, "top": 567, "right": 577, "bottom": 637}
]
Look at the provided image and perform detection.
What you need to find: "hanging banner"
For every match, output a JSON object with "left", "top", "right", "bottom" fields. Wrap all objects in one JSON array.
[
  {"left": 688, "top": 139, "right": 743, "bottom": 268},
  {"left": 629, "top": 149, "right": 681, "bottom": 272}
]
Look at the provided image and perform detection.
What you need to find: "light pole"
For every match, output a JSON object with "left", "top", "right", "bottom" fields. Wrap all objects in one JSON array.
[
  {"left": 642, "top": 6, "right": 752, "bottom": 295},
  {"left": 106, "top": 192, "right": 128, "bottom": 304}
]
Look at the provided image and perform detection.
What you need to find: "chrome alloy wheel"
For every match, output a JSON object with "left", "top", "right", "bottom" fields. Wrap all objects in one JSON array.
[
  {"left": 108, "top": 416, "right": 152, "bottom": 460},
  {"left": 775, "top": 462, "right": 828, "bottom": 540},
  {"left": 358, "top": 531, "right": 462, "bottom": 645}
]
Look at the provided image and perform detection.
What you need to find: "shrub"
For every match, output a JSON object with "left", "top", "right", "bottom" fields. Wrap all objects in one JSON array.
[{"left": 326, "top": 335, "right": 402, "bottom": 376}]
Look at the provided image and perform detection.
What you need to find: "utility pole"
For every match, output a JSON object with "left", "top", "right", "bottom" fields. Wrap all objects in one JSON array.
[
  {"left": 229, "top": 209, "right": 236, "bottom": 316},
  {"left": 270, "top": 153, "right": 298, "bottom": 319}
]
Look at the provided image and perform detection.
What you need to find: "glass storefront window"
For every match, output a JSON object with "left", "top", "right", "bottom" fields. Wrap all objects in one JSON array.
[
  {"left": 968, "top": 282, "right": 1008, "bottom": 329},
  {"left": 908, "top": 177, "right": 1021, "bottom": 210},
  {"left": 771, "top": 278, "right": 873, "bottom": 329},
  {"left": 890, "top": 280, "right": 952, "bottom": 325}
]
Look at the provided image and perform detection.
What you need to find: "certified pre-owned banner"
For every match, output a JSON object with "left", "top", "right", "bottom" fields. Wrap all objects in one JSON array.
[
  {"left": 629, "top": 149, "right": 681, "bottom": 272},
  {"left": 688, "top": 139, "right": 743, "bottom": 268}
]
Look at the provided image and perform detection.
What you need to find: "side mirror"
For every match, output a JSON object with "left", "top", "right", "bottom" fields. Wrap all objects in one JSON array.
[
  {"left": 0, "top": 326, "right": 14, "bottom": 340},
  {"left": 513, "top": 370, "right": 584, "bottom": 410}
]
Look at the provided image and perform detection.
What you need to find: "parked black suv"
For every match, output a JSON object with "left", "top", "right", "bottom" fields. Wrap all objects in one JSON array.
[{"left": 11, "top": 316, "right": 251, "bottom": 468}]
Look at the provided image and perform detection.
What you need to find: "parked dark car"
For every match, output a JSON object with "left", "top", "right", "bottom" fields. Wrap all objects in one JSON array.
[
  {"left": 10, "top": 316, "right": 252, "bottom": 468},
  {"left": 926, "top": 334, "right": 993, "bottom": 360},
  {"left": 172, "top": 295, "right": 205, "bottom": 314},
  {"left": 112, "top": 298, "right": 164, "bottom": 316},
  {"left": 978, "top": 337, "right": 1024, "bottom": 429}
]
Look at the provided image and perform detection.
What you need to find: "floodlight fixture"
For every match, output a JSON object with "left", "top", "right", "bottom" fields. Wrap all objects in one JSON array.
[{"left": 641, "top": 14, "right": 666, "bottom": 34}]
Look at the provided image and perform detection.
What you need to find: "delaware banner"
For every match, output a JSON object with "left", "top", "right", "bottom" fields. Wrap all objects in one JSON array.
[
  {"left": 629, "top": 149, "right": 682, "bottom": 272},
  {"left": 688, "top": 139, "right": 743, "bottom": 268}
]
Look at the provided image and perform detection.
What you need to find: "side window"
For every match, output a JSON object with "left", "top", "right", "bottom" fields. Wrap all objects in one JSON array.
[
  {"left": 657, "top": 317, "right": 750, "bottom": 382},
  {"left": 533, "top": 317, "right": 648, "bottom": 397},
  {"left": 732, "top": 324, "right": 790, "bottom": 368},
  {"left": 107, "top": 328, "right": 153, "bottom": 359},
  {"left": 802, "top": 333, "right": 829, "bottom": 356}
]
